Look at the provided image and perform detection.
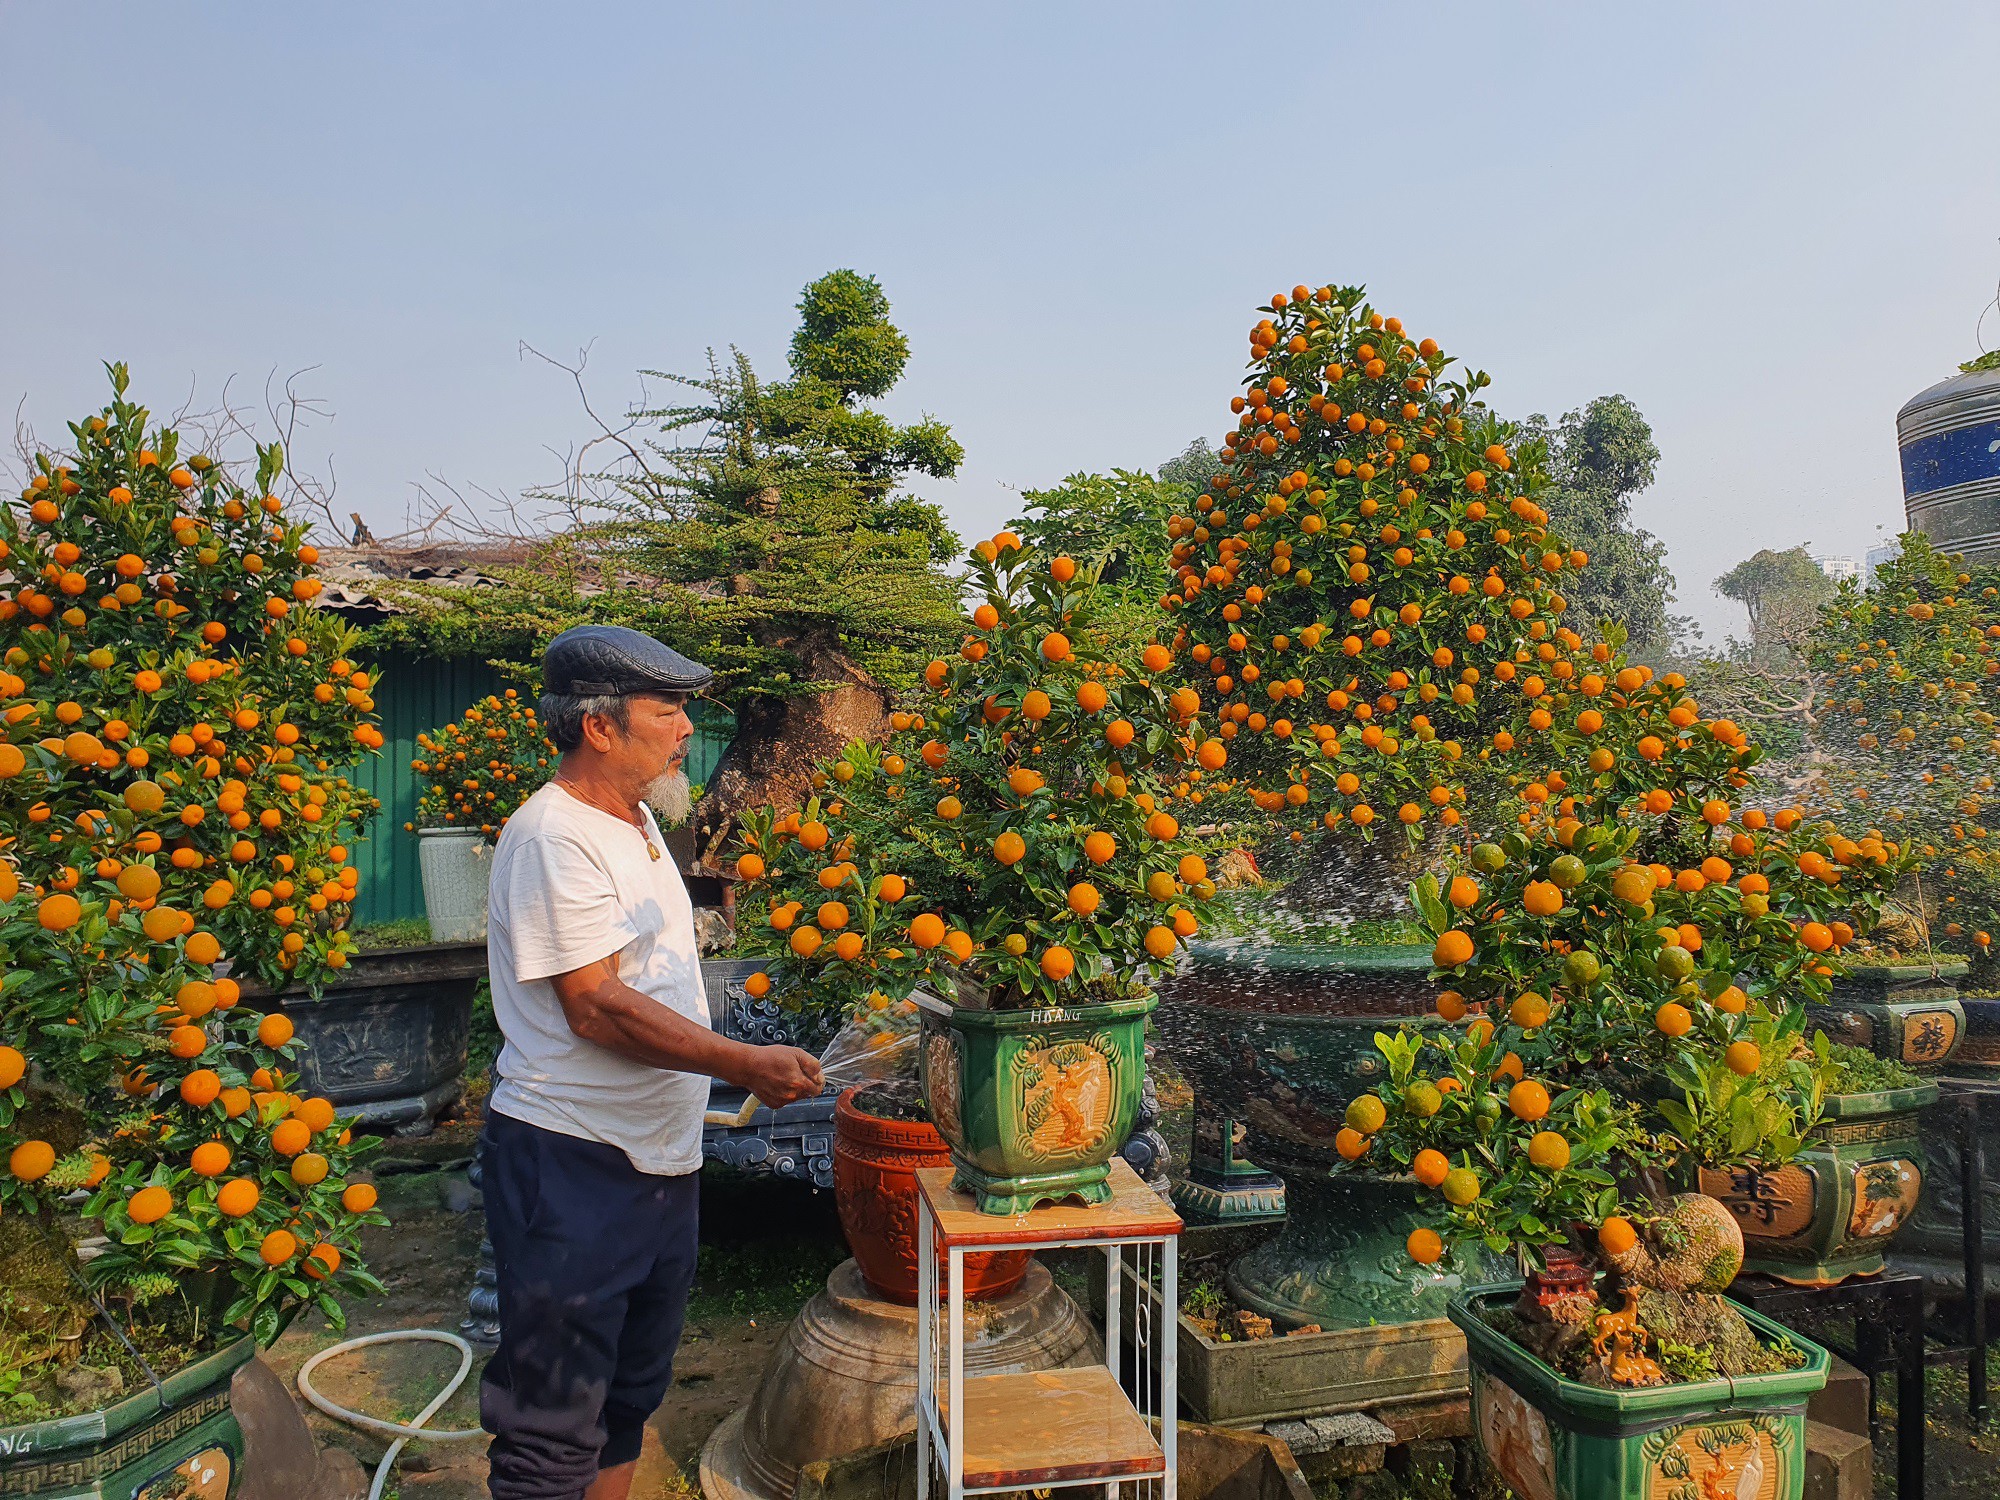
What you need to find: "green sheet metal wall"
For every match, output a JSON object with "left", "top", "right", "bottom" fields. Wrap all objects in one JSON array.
[
  {"left": 346, "top": 651, "right": 510, "bottom": 926},
  {"left": 346, "top": 650, "right": 735, "bottom": 926}
]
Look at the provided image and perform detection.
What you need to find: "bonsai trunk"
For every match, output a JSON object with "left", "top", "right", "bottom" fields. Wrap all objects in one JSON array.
[{"left": 691, "top": 628, "right": 890, "bottom": 865}]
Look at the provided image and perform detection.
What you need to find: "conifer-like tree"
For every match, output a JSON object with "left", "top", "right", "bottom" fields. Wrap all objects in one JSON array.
[{"left": 384, "top": 271, "right": 967, "bottom": 857}]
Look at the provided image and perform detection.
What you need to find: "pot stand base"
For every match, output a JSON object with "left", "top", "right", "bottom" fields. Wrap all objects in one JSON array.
[
  {"left": 698, "top": 1258, "right": 1094, "bottom": 1500},
  {"left": 340, "top": 1076, "right": 466, "bottom": 1137},
  {"left": 949, "top": 1159, "right": 1113, "bottom": 1217},
  {"left": 1742, "top": 1248, "right": 1885, "bottom": 1288},
  {"left": 1172, "top": 1165, "right": 1288, "bottom": 1226}
]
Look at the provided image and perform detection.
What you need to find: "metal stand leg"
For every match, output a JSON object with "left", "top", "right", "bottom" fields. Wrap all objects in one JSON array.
[
  {"left": 948, "top": 1247, "right": 965, "bottom": 1500},
  {"left": 1103, "top": 1245, "right": 1121, "bottom": 1500},
  {"left": 1161, "top": 1238, "right": 1177, "bottom": 1500},
  {"left": 1855, "top": 1315, "right": 1886, "bottom": 1455},
  {"left": 917, "top": 1207, "right": 932, "bottom": 1500},
  {"left": 1897, "top": 1283, "right": 1926, "bottom": 1500},
  {"left": 1966, "top": 1094, "right": 1990, "bottom": 1429}
]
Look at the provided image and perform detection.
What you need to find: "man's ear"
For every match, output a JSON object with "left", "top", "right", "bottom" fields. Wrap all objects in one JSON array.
[{"left": 580, "top": 709, "right": 620, "bottom": 754}]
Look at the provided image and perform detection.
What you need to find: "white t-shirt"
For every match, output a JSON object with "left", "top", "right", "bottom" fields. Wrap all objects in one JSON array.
[{"left": 486, "top": 781, "right": 711, "bottom": 1174}]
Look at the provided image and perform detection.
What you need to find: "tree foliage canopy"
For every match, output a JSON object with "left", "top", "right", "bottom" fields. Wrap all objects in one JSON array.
[
  {"left": 376, "top": 272, "right": 966, "bottom": 699},
  {"left": 1007, "top": 442, "right": 1215, "bottom": 656},
  {"left": 1714, "top": 546, "right": 1833, "bottom": 662},
  {"left": 1515, "top": 396, "right": 1679, "bottom": 653}
]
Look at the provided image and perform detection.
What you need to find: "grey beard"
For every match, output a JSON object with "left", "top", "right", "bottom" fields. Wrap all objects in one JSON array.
[{"left": 645, "top": 769, "right": 694, "bottom": 829}]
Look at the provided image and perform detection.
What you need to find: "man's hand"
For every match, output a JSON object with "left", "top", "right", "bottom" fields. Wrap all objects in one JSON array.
[
  {"left": 551, "top": 957, "right": 826, "bottom": 1103},
  {"left": 740, "top": 1045, "right": 824, "bottom": 1108}
]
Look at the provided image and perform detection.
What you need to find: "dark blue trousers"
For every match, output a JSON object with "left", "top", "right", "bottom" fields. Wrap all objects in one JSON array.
[{"left": 480, "top": 1109, "right": 700, "bottom": 1500}]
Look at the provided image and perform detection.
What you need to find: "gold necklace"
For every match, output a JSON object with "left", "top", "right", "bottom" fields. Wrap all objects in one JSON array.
[{"left": 553, "top": 776, "right": 662, "bottom": 860}]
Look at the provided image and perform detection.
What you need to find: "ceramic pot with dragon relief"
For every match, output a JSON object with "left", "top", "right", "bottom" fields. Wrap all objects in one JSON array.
[
  {"left": 913, "top": 991, "right": 1154, "bottom": 1215},
  {"left": 831, "top": 1086, "right": 1030, "bottom": 1303}
]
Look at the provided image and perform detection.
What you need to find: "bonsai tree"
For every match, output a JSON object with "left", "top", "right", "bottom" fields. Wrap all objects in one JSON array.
[
  {"left": 1340, "top": 641, "right": 1906, "bottom": 1384},
  {"left": 1802, "top": 531, "right": 2000, "bottom": 967},
  {"left": 407, "top": 688, "right": 555, "bottom": 840},
  {"left": 373, "top": 270, "right": 967, "bottom": 859},
  {"left": 731, "top": 530, "right": 1224, "bottom": 1016},
  {"left": 0, "top": 367, "right": 386, "bottom": 1382},
  {"left": 1159, "top": 282, "right": 1591, "bottom": 842}
]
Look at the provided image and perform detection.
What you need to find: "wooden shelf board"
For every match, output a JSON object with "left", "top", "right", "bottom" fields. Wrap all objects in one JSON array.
[
  {"left": 919, "top": 1157, "right": 1182, "bottom": 1246},
  {"left": 937, "top": 1366, "right": 1164, "bottom": 1489}
]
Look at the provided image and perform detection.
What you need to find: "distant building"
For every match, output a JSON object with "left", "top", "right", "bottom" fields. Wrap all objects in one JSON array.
[
  {"left": 1814, "top": 555, "right": 1860, "bottom": 584},
  {"left": 1865, "top": 543, "right": 1898, "bottom": 587}
]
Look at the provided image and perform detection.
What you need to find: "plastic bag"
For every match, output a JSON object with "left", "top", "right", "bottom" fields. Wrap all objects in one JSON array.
[{"left": 705, "top": 993, "right": 923, "bottom": 1127}]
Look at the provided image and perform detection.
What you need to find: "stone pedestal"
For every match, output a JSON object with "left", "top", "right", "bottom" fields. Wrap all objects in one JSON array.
[
  {"left": 699, "top": 1259, "right": 1096, "bottom": 1500},
  {"left": 1227, "top": 1173, "right": 1494, "bottom": 1329}
]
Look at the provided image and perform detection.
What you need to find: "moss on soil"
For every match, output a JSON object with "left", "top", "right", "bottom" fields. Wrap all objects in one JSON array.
[
  {"left": 0, "top": 1214, "right": 223, "bottom": 1422},
  {"left": 349, "top": 918, "right": 434, "bottom": 950},
  {"left": 1484, "top": 1286, "right": 1803, "bottom": 1387},
  {"left": 852, "top": 1078, "right": 927, "bottom": 1123},
  {"left": 1824, "top": 1041, "right": 1924, "bottom": 1093}
]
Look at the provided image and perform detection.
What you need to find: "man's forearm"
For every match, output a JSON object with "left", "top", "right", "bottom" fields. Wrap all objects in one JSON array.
[{"left": 556, "top": 971, "right": 762, "bottom": 1087}]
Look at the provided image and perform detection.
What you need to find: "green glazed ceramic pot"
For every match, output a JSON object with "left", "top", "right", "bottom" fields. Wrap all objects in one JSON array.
[
  {"left": 1451, "top": 1285, "right": 1828, "bottom": 1500},
  {"left": 1155, "top": 941, "right": 1504, "bottom": 1327},
  {"left": 914, "top": 990, "right": 1154, "bottom": 1214},
  {"left": 1807, "top": 960, "right": 1967, "bottom": 1072},
  {"left": 0, "top": 1335, "right": 255, "bottom": 1500},
  {"left": 1699, "top": 1081, "right": 1940, "bottom": 1285}
]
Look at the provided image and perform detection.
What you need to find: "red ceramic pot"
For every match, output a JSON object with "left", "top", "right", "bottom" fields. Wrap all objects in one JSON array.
[{"left": 833, "top": 1087, "right": 1031, "bottom": 1304}]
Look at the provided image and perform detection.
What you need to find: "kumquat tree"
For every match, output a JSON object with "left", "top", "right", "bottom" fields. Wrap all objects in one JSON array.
[
  {"left": 1332, "top": 614, "right": 1910, "bottom": 1382},
  {"left": 408, "top": 688, "right": 556, "bottom": 839},
  {"left": 1803, "top": 531, "right": 2000, "bottom": 967},
  {"left": 0, "top": 366, "right": 388, "bottom": 1374},
  {"left": 731, "top": 530, "right": 1228, "bottom": 1016},
  {"left": 1158, "top": 282, "right": 1593, "bottom": 841}
]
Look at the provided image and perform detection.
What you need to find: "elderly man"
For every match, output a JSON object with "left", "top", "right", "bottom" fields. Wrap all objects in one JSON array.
[{"left": 480, "top": 625, "right": 822, "bottom": 1500}]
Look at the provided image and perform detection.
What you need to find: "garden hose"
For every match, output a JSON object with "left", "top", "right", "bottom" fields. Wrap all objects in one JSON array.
[{"left": 296, "top": 1328, "right": 487, "bottom": 1500}]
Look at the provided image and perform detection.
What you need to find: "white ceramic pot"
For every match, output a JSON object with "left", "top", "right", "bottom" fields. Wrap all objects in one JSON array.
[{"left": 418, "top": 827, "right": 494, "bottom": 942}]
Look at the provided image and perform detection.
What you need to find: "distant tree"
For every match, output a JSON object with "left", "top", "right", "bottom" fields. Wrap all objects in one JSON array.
[
  {"left": 1714, "top": 546, "right": 1835, "bottom": 664},
  {"left": 1515, "top": 396, "right": 1682, "bottom": 653},
  {"left": 1155, "top": 437, "right": 1221, "bottom": 492},
  {"left": 1802, "top": 531, "right": 2000, "bottom": 966}
]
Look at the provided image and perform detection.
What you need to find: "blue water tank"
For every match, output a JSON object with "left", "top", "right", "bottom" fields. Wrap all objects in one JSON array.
[{"left": 1899, "top": 366, "right": 2000, "bottom": 561}]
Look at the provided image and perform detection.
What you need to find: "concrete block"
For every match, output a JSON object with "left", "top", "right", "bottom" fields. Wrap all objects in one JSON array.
[
  {"left": 1389, "top": 1438, "right": 1459, "bottom": 1489},
  {"left": 1804, "top": 1419, "right": 1872, "bottom": 1500},
  {"left": 1806, "top": 1353, "right": 1872, "bottom": 1437},
  {"left": 1264, "top": 1413, "right": 1393, "bottom": 1480}
]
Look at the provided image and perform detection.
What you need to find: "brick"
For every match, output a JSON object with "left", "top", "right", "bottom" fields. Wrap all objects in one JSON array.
[
  {"left": 1373, "top": 1394, "right": 1471, "bottom": 1444},
  {"left": 1806, "top": 1353, "right": 1871, "bottom": 1438},
  {"left": 1265, "top": 1413, "right": 1393, "bottom": 1482},
  {"left": 1804, "top": 1419, "right": 1872, "bottom": 1500}
]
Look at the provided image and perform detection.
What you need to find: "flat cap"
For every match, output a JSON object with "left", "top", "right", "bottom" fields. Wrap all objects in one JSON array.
[{"left": 542, "top": 625, "right": 714, "bottom": 697}]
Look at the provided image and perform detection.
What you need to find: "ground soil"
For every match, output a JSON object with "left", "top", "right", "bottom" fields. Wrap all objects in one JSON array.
[
  {"left": 1837, "top": 1312, "right": 2000, "bottom": 1499},
  {"left": 263, "top": 1107, "right": 847, "bottom": 1500}
]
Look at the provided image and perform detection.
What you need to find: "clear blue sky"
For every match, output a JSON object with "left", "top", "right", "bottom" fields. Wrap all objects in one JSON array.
[{"left": 5, "top": 3, "right": 1998, "bottom": 640}]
